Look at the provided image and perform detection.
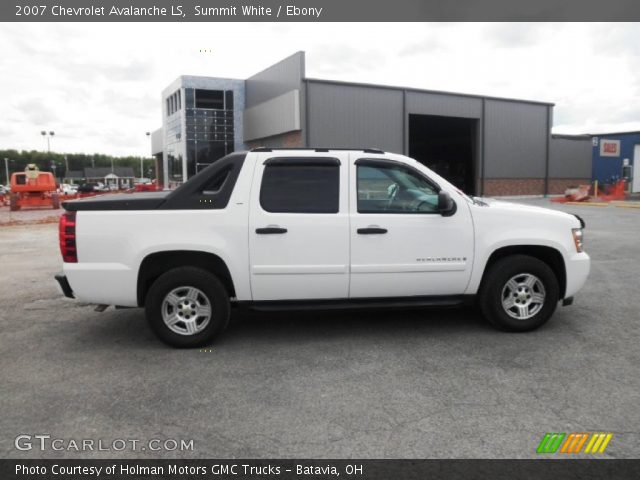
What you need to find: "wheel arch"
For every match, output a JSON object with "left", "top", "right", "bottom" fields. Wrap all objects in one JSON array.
[
  {"left": 480, "top": 245, "right": 567, "bottom": 299},
  {"left": 137, "top": 250, "right": 236, "bottom": 307}
]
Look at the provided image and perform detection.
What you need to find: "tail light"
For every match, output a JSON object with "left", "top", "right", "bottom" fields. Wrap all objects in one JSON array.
[{"left": 59, "top": 211, "right": 77, "bottom": 263}]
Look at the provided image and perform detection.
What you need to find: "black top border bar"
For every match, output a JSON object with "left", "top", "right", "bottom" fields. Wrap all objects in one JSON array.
[{"left": 5, "top": 0, "right": 640, "bottom": 22}]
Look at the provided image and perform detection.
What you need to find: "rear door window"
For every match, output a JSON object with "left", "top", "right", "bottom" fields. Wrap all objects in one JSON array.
[{"left": 260, "top": 159, "right": 340, "bottom": 213}]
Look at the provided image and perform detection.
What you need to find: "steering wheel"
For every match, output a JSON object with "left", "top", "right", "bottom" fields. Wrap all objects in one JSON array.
[{"left": 413, "top": 200, "right": 428, "bottom": 212}]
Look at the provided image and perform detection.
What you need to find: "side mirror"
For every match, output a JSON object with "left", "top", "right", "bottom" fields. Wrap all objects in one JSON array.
[{"left": 437, "top": 191, "right": 457, "bottom": 217}]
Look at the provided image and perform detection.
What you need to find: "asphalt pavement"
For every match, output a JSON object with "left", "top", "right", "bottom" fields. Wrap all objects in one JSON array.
[{"left": 0, "top": 199, "right": 638, "bottom": 459}]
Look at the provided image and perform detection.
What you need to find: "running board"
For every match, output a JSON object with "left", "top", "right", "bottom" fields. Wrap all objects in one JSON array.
[{"left": 238, "top": 295, "right": 472, "bottom": 312}]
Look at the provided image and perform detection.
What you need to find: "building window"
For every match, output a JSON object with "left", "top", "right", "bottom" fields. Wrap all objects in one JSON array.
[
  {"left": 225, "top": 90, "right": 234, "bottom": 110},
  {"left": 195, "top": 89, "right": 224, "bottom": 109},
  {"left": 260, "top": 161, "right": 340, "bottom": 214}
]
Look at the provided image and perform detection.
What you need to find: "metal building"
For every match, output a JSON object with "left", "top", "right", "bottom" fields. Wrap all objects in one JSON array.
[
  {"left": 591, "top": 131, "right": 640, "bottom": 193},
  {"left": 155, "top": 51, "right": 591, "bottom": 195}
]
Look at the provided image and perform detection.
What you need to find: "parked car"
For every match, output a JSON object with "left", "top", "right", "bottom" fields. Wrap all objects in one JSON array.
[
  {"left": 60, "top": 184, "right": 78, "bottom": 195},
  {"left": 78, "top": 182, "right": 110, "bottom": 193},
  {"left": 77, "top": 183, "right": 97, "bottom": 193},
  {"left": 55, "top": 148, "right": 590, "bottom": 347}
]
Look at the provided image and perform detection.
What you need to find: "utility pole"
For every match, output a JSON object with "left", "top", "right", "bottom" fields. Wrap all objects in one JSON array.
[{"left": 4, "top": 158, "right": 9, "bottom": 186}]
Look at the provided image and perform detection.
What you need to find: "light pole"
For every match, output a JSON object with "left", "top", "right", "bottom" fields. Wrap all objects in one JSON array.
[
  {"left": 4, "top": 157, "right": 9, "bottom": 186},
  {"left": 41, "top": 130, "right": 55, "bottom": 152},
  {"left": 144, "top": 132, "right": 151, "bottom": 181}
]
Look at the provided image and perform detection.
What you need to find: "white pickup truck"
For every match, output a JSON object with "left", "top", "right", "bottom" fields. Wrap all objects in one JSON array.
[{"left": 55, "top": 148, "right": 590, "bottom": 347}]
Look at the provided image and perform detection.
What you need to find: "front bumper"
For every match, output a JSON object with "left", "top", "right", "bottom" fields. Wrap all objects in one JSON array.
[
  {"left": 564, "top": 252, "right": 590, "bottom": 299},
  {"left": 55, "top": 274, "right": 75, "bottom": 299}
]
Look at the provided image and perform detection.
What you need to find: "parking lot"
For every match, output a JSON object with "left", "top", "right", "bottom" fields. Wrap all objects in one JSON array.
[{"left": 1, "top": 199, "right": 639, "bottom": 459}]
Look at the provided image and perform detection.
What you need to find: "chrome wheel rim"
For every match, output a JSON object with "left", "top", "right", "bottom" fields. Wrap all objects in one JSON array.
[
  {"left": 161, "top": 286, "right": 212, "bottom": 336},
  {"left": 501, "top": 273, "right": 546, "bottom": 320}
]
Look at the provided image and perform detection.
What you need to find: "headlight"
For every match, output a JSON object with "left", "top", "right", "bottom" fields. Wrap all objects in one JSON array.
[{"left": 572, "top": 228, "right": 584, "bottom": 252}]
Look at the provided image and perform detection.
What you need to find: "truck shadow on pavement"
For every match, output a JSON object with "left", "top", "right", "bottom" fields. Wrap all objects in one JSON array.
[{"left": 71, "top": 305, "right": 493, "bottom": 349}]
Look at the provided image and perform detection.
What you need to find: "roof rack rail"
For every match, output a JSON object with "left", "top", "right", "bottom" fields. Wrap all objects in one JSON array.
[{"left": 251, "top": 147, "right": 385, "bottom": 154}]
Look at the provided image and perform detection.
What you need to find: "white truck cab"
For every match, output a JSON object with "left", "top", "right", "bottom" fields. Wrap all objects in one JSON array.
[{"left": 55, "top": 148, "right": 590, "bottom": 347}]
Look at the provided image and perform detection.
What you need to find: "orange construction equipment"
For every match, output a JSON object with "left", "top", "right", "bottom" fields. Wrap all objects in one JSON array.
[
  {"left": 551, "top": 179, "right": 628, "bottom": 204},
  {"left": 598, "top": 179, "right": 627, "bottom": 202},
  {"left": 551, "top": 184, "right": 592, "bottom": 203},
  {"left": 9, "top": 164, "right": 60, "bottom": 211},
  {"left": 133, "top": 182, "right": 157, "bottom": 192}
]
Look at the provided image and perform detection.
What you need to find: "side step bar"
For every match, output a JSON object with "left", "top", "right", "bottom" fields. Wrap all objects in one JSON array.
[{"left": 238, "top": 295, "right": 472, "bottom": 312}]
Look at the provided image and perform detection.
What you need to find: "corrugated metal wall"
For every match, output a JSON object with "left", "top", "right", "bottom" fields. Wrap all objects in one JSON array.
[
  {"left": 549, "top": 135, "right": 592, "bottom": 178},
  {"left": 483, "top": 100, "right": 549, "bottom": 178},
  {"left": 405, "top": 91, "right": 482, "bottom": 119},
  {"left": 306, "top": 81, "right": 404, "bottom": 152},
  {"left": 307, "top": 81, "right": 554, "bottom": 185},
  {"left": 245, "top": 51, "right": 305, "bottom": 108}
]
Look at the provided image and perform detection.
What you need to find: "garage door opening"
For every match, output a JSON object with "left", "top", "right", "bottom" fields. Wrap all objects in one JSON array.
[{"left": 409, "top": 114, "right": 478, "bottom": 195}]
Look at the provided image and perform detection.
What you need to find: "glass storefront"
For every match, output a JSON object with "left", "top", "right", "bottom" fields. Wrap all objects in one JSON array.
[
  {"left": 165, "top": 112, "right": 183, "bottom": 183},
  {"left": 185, "top": 88, "right": 235, "bottom": 177},
  {"left": 165, "top": 86, "right": 237, "bottom": 184}
]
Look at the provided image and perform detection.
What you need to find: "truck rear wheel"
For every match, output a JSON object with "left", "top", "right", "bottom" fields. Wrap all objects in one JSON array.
[
  {"left": 145, "top": 266, "right": 230, "bottom": 347},
  {"left": 479, "top": 255, "right": 559, "bottom": 332},
  {"left": 51, "top": 193, "right": 60, "bottom": 209}
]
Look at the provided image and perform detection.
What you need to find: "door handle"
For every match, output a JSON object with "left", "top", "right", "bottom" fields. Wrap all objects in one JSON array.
[
  {"left": 256, "top": 227, "right": 288, "bottom": 234},
  {"left": 357, "top": 227, "right": 388, "bottom": 234}
]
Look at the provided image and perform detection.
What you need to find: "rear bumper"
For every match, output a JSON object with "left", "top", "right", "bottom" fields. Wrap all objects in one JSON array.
[{"left": 55, "top": 274, "right": 75, "bottom": 299}]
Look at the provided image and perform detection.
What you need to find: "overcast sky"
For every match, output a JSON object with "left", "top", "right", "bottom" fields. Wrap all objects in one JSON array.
[{"left": 1, "top": 22, "right": 639, "bottom": 157}]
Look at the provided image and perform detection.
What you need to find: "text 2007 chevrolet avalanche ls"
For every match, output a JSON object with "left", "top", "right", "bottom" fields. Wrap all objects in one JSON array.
[{"left": 55, "top": 148, "right": 590, "bottom": 347}]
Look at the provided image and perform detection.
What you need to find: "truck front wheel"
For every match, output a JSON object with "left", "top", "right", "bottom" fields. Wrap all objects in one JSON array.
[
  {"left": 145, "top": 266, "right": 230, "bottom": 347},
  {"left": 479, "top": 255, "right": 559, "bottom": 332}
]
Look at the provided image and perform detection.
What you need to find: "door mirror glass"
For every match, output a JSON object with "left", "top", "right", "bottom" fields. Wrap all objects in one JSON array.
[{"left": 437, "top": 191, "right": 457, "bottom": 217}]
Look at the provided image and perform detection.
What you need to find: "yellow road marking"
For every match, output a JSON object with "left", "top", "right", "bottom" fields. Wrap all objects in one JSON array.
[
  {"left": 564, "top": 202, "right": 609, "bottom": 207},
  {"left": 614, "top": 203, "right": 640, "bottom": 209}
]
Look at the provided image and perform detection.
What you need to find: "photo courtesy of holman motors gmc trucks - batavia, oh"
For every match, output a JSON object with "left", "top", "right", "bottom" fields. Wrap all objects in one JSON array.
[{"left": 55, "top": 148, "right": 590, "bottom": 347}]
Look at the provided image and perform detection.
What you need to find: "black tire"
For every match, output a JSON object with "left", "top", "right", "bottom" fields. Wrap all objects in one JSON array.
[
  {"left": 479, "top": 254, "right": 559, "bottom": 332},
  {"left": 51, "top": 193, "right": 60, "bottom": 209},
  {"left": 145, "top": 266, "right": 230, "bottom": 347}
]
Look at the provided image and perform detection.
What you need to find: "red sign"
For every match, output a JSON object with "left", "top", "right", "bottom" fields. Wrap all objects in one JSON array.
[{"left": 600, "top": 139, "right": 620, "bottom": 157}]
